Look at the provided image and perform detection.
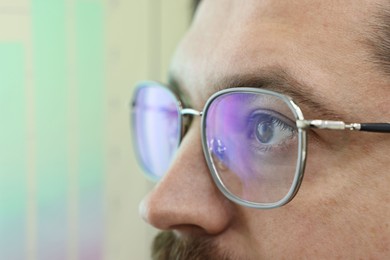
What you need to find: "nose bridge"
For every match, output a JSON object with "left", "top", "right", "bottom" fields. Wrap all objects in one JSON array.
[
  {"left": 180, "top": 108, "right": 203, "bottom": 145},
  {"left": 139, "top": 119, "right": 232, "bottom": 235}
]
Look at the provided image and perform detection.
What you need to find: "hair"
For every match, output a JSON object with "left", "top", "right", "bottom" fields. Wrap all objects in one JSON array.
[
  {"left": 152, "top": 231, "right": 233, "bottom": 260},
  {"left": 191, "top": 0, "right": 390, "bottom": 78}
]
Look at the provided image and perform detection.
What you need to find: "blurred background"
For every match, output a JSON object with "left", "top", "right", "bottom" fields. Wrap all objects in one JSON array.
[{"left": 0, "top": 0, "right": 191, "bottom": 259}]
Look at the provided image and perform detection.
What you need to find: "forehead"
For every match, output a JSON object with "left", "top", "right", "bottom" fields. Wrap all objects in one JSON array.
[{"left": 169, "top": 0, "right": 379, "bottom": 111}]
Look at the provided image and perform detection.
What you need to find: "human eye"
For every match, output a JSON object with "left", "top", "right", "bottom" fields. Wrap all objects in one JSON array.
[{"left": 247, "top": 110, "right": 297, "bottom": 153}]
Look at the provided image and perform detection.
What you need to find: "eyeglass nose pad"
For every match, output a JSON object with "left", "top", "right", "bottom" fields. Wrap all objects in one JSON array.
[{"left": 209, "top": 138, "right": 229, "bottom": 171}]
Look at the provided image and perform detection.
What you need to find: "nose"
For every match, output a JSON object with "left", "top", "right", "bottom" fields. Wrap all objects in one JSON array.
[{"left": 139, "top": 124, "right": 233, "bottom": 235}]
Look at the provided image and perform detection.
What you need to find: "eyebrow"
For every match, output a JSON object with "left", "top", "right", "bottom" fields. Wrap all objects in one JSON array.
[{"left": 168, "top": 67, "right": 341, "bottom": 119}]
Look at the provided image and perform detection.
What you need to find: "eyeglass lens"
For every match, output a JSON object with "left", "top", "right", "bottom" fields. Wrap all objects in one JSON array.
[
  {"left": 132, "top": 84, "right": 300, "bottom": 204},
  {"left": 204, "top": 91, "right": 299, "bottom": 204},
  {"left": 132, "top": 84, "right": 181, "bottom": 180}
]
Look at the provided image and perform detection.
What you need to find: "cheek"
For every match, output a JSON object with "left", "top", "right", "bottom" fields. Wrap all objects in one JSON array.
[
  {"left": 239, "top": 145, "right": 389, "bottom": 258},
  {"left": 242, "top": 198, "right": 368, "bottom": 258}
]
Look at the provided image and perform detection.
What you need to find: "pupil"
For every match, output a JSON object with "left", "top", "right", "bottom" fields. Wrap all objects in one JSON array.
[{"left": 256, "top": 119, "right": 274, "bottom": 143}]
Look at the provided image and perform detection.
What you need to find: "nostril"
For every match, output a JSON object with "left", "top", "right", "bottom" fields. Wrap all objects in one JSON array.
[{"left": 170, "top": 224, "right": 209, "bottom": 237}]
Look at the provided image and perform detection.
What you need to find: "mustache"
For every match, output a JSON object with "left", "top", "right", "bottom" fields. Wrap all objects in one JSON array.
[{"left": 151, "top": 231, "right": 232, "bottom": 260}]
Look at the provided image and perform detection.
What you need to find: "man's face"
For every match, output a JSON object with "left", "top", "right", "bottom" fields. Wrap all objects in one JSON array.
[{"left": 140, "top": 0, "right": 390, "bottom": 258}]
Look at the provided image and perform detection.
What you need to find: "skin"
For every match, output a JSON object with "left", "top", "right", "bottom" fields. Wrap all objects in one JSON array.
[{"left": 140, "top": 0, "right": 390, "bottom": 258}]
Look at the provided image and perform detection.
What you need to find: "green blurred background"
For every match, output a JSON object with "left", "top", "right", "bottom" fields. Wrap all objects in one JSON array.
[{"left": 0, "top": 0, "right": 191, "bottom": 259}]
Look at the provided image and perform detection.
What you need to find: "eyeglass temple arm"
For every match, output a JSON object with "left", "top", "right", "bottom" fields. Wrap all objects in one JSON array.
[{"left": 297, "top": 120, "right": 390, "bottom": 133}]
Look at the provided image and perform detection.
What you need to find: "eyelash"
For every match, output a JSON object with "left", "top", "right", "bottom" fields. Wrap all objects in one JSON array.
[{"left": 247, "top": 110, "right": 297, "bottom": 153}]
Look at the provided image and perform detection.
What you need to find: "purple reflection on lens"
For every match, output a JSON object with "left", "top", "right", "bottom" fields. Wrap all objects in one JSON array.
[
  {"left": 205, "top": 92, "right": 299, "bottom": 204},
  {"left": 132, "top": 83, "right": 181, "bottom": 180}
]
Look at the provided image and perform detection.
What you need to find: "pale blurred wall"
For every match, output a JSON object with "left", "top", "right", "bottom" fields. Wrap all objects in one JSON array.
[
  {"left": 106, "top": 1, "right": 191, "bottom": 259},
  {"left": 0, "top": 0, "right": 191, "bottom": 259}
]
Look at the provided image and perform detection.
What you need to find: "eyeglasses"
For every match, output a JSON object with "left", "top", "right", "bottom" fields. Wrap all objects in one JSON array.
[{"left": 130, "top": 81, "right": 390, "bottom": 209}]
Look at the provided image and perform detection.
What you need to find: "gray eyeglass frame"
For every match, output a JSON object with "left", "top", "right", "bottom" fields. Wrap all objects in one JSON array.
[
  {"left": 200, "top": 88, "right": 307, "bottom": 209},
  {"left": 132, "top": 81, "right": 390, "bottom": 209}
]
